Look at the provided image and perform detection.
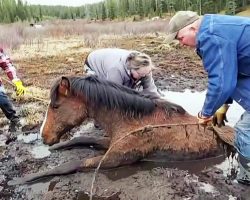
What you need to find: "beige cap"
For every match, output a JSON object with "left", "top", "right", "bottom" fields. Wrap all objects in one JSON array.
[{"left": 166, "top": 11, "right": 199, "bottom": 43}]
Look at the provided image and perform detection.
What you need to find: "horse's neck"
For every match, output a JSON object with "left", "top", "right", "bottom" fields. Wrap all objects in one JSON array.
[{"left": 88, "top": 106, "right": 127, "bottom": 134}]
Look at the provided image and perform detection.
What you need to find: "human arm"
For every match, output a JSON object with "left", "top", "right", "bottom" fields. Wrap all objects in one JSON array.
[
  {"left": 198, "top": 35, "right": 237, "bottom": 117},
  {"left": 141, "top": 73, "right": 161, "bottom": 99},
  {"left": 106, "top": 68, "right": 124, "bottom": 85},
  {"left": 0, "top": 48, "right": 18, "bottom": 81},
  {"left": 0, "top": 49, "right": 26, "bottom": 95}
]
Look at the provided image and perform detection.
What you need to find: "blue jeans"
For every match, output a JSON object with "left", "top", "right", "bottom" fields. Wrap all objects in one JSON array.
[
  {"left": 0, "top": 90, "right": 19, "bottom": 122},
  {"left": 234, "top": 111, "right": 250, "bottom": 159}
]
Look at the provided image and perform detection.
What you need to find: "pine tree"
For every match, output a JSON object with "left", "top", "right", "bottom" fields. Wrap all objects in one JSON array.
[{"left": 101, "top": 3, "right": 107, "bottom": 20}]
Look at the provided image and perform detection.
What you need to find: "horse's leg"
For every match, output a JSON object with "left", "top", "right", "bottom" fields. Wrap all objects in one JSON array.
[
  {"left": 8, "top": 160, "right": 84, "bottom": 185},
  {"left": 8, "top": 149, "right": 142, "bottom": 185},
  {"left": 82, "top": 150, "right": 143, "bottom": 168},
  {"left": 49, "top": 136, "right": 110, "bottom": 151}
]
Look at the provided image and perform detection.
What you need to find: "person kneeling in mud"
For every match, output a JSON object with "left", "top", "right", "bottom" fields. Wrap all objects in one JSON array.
[
  {"left": 83, "top": 48, "right": 161, "bottom": 99},
  {"left": 83, "top": 48, "right": 162, "bottom": 129},
  {"left": 0, "top": 47, "right": 27, "bottom": 133}
]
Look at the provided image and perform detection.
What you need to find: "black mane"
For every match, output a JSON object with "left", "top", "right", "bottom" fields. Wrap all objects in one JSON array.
[{"left": 50, "top": 75, "right": 185, "bottom": 118}]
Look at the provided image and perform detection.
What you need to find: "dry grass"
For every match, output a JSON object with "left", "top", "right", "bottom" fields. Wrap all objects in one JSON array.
[
  {"left": 1, "top": 19, "right": 169, "bottom": 50},
  {"left": 0, "top": 23, "right": 27, "bottom": 50},
  {"left": 0, "top": 117, "right": 9, "bottom": 127},
  {"left": 237, "top": 9, "right": 250, "bottom": 16},
  {"left": 1, "top": 87, "right": 49, "bottom": 128},
  {"left": 0, "top": 18, "right": 176, "bottom": 129},
  {"left": 10, "top": 86, "right": 49, "bottom": 103},
  {"left": 19, "top": 103, "right": 46, "bottom": 126}
]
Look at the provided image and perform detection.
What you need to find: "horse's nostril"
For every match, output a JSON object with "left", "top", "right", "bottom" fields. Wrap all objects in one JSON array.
[
  {"left": 42, "top": 136, "right": 51, "bottom": 145},
  {"left": 42, "top": 139, "right": 47, "bottom": 145},
  {"left": 42, "top": 137, "right": 58, "bottom": 146}
]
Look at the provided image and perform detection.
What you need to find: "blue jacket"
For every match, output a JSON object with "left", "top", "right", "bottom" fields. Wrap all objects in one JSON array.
[{"left": 196, "top": 14, "right": 250, "bottom": 116}]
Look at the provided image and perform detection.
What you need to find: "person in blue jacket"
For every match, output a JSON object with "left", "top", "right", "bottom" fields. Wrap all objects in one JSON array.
[{"left": 166, "top": 11, "right": 250, "bottom": 185}]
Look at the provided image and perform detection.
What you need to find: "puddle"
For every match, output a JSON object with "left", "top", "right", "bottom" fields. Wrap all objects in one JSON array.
[
  {"left": 76, "top": 191, "right": 120, "bottom": 200},
  {"left": 199, "top": 182, "right": 217, "bottom": 193},
  {"left": 103, "top": 155, "right": 226, "bottom": 181},
  {"left": 31, "top": 144, "right": 51, "bottom": 159},
  {"left": 18, "top": 133, "right": 41, "bottom": 143},
  {"left": 228, "top": 195, "right": 237, "bottom": 200},
  {"left": 72, "top": 122, "right": 95, "bottom": 138},
  {"left": 162, "top": 89, "right": 244, "bottom": 126},
  {"left": 17, "top": 133, "right": 51, "bottom": 158},
  {"left": 0, "top": 134, "right": 7, "bottom": 146},
  {"left": 215, "top": 155, "right": 239, "bottom": 177}
]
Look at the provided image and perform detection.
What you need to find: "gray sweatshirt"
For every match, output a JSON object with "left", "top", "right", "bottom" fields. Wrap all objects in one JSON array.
[{"left": 85, "top": 48, "right": 160, "bottom": 99}]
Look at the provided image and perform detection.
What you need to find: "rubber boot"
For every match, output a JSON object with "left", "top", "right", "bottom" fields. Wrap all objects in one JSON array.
[{"left": 237, "top": 153, "right": 250, "bottom": 185}]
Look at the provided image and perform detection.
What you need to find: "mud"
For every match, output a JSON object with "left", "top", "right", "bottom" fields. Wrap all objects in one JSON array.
[{"left": 0, "top": 36, "right": 249, "bottom": 200}]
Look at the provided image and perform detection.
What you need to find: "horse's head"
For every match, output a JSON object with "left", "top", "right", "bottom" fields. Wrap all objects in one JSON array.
[{"left": 41, "top": 77, "right": 88, "bottom": 145}]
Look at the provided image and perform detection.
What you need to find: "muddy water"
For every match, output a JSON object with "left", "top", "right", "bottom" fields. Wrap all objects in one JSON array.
[
  {"left": 17, "top": 133, "right": 51, "bottom": 159},
  {"left": 162, "top": 89, "right": 244, "bottom": 126},
  {"left": 102, "top": 155, "right": 226, "bottom": 181}
]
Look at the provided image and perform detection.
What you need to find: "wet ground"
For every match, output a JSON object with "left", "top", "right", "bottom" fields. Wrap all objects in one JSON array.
[{"left": 0, "top": 36, "right": 249, "bottom": 200}]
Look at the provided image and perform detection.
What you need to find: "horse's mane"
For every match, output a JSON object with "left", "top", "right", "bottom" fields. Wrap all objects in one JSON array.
[{"left": 50, "top": 75, "right": 186, "bottom": 118}]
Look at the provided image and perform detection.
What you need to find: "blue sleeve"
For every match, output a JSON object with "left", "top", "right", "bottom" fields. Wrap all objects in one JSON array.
[{"left": 199, "top": 34, "right": 238, "bottom": 116}]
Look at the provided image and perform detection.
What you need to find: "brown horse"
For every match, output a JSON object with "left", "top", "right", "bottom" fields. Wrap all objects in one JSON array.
[{"left": 9, "top": 75, "right": 234, "bottom": 185}]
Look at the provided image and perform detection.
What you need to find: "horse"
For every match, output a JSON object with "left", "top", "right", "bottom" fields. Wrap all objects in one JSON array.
[{"left": 8, "top": 75, "right": 234, "bottom": 185}]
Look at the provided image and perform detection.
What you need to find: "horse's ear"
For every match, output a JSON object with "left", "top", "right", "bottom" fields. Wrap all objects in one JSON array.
[{"left": 59, "top": 77, "right": 70, "bottom": 96}]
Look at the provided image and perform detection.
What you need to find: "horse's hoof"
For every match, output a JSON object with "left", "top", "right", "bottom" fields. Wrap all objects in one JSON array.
[
  {"left": 7, "top": 178, "right": 23, "bottom": 186},
  {"left": 49, "top": 143, "right": 63, "bottom": 151}
]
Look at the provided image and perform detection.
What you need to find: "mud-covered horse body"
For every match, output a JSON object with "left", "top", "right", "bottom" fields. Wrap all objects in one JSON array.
[{"left": 9, "top": 75, "right": 235, "bottom": 185}]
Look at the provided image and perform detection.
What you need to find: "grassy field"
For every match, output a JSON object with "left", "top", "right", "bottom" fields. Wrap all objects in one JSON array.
[
  {"left": 237, "top": 7, "right": 250, "bottom": 16},
  {"left": 0, "top": 19, "right": 168, "bottom": 51}
]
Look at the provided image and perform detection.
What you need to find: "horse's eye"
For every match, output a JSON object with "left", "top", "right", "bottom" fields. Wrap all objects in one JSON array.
[
  {"left": 53, "top": 105, "right": 59, "bottom": 109},
  {"left": 51, "top": 104, "right": 60, "bottom": 109}
]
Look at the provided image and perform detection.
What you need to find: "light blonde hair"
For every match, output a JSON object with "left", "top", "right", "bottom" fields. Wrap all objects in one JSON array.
[{"left": 126, "top": 52, "right": 154, "bottom": 70}]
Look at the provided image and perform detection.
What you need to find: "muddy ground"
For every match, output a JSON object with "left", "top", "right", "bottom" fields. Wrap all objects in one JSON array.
[{"left": 0, "top": 35, "right": 249, "bottom": 200}]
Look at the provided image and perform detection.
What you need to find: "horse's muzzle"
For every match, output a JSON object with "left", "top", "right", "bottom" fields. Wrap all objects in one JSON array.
[{"left": 43, "top": 137, "right": 59, "bottom": 146}]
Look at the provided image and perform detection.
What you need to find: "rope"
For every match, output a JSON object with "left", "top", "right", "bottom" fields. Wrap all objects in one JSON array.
[
  {"left": 89, "top": 122, "right": 235, "bottom": 199},
  {"left": 89, "top": 122, "right": 199, "bottom": 200},
  {"left": 1, "top": 77, "right": 49, "bottom": 104}
]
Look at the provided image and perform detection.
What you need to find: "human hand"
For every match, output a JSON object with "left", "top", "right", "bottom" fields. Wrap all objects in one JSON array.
[
  {"left": 197, "top": 112, "right": 213, "bottom": 127},
  {"left": 12, "top": 80, "right": 26, "bottom": 96},
  {"left": 213, "top": 104, "right": 229, "bottom": 127}
]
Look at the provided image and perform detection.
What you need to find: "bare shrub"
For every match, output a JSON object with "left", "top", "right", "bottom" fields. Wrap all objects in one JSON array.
[
  {"left": 1, "top": 19, "right": 168, "bottom": 50},
  {"left": 19, "top": 103, "right": 46, "bottom": 126},
  {"left": 0, "top": 22, "right": 28, "bottom": 49}
]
